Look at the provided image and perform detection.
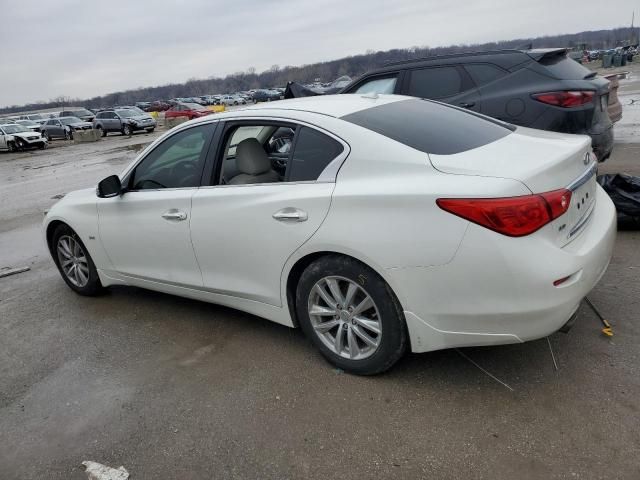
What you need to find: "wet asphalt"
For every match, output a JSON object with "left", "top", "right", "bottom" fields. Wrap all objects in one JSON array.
[{"left": 1, "top": 101, "right": 639, "bottom": 478}]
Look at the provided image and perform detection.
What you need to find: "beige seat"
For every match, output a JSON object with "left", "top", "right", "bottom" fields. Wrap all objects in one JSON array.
[{"left": 228, "top": 138, "right": 280, "bottom": 185}]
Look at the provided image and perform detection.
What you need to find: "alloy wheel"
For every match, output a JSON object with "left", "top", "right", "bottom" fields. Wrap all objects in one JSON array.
[
  {"left": 307, "top": 276, "right": 382, "bottom": 360},
  {"left": 56, "top": 235, "right": 90, "bottom": 288}
]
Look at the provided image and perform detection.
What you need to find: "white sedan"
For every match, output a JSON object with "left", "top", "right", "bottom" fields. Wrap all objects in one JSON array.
[{"left": 43, "top": 95, "right": 616, "bottom": 374}]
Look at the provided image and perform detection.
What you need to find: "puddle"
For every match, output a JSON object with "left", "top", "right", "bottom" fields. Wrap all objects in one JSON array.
[{"left": 101, "top": 143, "right": 148, "bottom": 155}]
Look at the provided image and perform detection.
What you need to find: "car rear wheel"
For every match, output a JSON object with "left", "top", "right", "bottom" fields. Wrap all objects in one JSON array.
[
  {"left": 42, "top": 130, "right": 51, "bottom": 141},
  {"left": 96, "top": 125, "right": 106, "bottom": 137},
  {"left": 52, "top": 224, "right": 104, "bottom": 296},
  {"left": 296, "top": 255, "right": 408, "bottom": 375}
]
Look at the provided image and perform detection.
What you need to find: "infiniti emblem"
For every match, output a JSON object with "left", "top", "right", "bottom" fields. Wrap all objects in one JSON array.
[{"left": 583, "top": 153, "right": 590, "bottom": 165}]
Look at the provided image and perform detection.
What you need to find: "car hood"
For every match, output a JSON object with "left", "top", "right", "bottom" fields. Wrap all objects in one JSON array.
[
  {"left": 130, "top": 115, "right": 153, "bottom": 121},
  {"left": 11, "top": 131, "right": 41, "bottom": 139}
]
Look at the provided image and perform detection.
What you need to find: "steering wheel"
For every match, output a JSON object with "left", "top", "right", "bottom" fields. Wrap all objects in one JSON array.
[{"left": 135, "top": 179, "right": 166, "bottom": 189}]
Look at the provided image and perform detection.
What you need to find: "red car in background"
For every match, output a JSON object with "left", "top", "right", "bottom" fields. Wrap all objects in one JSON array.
[{"left": 165, "top": 102, "right": 213, "bottom": 120}]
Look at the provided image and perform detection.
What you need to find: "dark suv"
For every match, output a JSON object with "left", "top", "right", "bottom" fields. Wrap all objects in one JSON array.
[{"left": 341, "top": 49, "right": 617, "bottom": 160}]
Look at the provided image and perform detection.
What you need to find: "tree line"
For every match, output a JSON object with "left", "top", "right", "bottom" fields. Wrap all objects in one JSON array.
[{"left": 2, "top": 26, "right": 636, "bottom": 114}]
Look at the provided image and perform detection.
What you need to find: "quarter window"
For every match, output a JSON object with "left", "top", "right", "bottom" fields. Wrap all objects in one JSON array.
[
  {"left": 130, "top": 124, "right": 213, "bottom": 190},
  {"left": 407, "top": 67, "right": 463, "bottom": 99}
]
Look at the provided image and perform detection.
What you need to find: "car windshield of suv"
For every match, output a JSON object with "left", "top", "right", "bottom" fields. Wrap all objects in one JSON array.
[
  {"left": 17, "top": 120, "right": 38, "bottom": 127},
  {"left": 185, "top": 103, "right": 206, "bottom": 111},
  {"left": 60, "top": 117, "right": 82, "bottom": 125},
  {"left": 2, "top": 124, "right": 30, "bottom": 134},
  {"left": 116, "top": 109, "right": 137, "bottom": 118}
]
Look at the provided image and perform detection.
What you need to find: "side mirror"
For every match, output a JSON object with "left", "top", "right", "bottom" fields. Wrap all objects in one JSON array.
[{"left": 97, "top": 175, "right": 123, "bottom": 198}]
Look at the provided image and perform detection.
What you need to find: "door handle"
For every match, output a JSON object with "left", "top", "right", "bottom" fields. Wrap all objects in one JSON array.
[
  {"left": 161, "top": 209, "right": 187, "bottom": 221},
  {"left": 273, "top": 208, "right": 308, "bottom": 222},
  {"left": 459, "top": 102, "right": 476, "bottom": 109}
]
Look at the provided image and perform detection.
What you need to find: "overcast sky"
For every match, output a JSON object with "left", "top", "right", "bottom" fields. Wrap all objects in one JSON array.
[{"left": 0, "top": 0, "right": 636, "bottom": 107}]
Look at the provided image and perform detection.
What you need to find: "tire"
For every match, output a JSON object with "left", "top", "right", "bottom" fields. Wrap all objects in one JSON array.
[
  {"left": 97, "top": 125, "right": 106, "bottom": 137},
  {"left": 42, "top": 130, "right": 51, "bottom": 141},
  {"left": 7, "top": 141, "right": 16, "bottom": 152},
  {"left": 51, "top": 224, "right": 104, "bottom": 296},
  {"left": 123, "top": 124, "right": 132, "bottom": 136},
  {"left": 64, "top": 129, "right": 72, "bottom": 140},
  {"left": 296, "top": 255, "right": 408, "bottom": 375},
  {"left": 38, "top": 142, "right": 46, "bottom": 150}
]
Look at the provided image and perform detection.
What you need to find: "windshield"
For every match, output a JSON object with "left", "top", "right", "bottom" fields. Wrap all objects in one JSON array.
[
  {"left": 28, "top": 114, "right": 46, "bottom": 120},
  {"left": 129, "top": 107, "right": 145, "bottom": 114},
  {"left": 185, "top": 103, "right": 206, "bottom": 111},
  {"left": 2, "top": 124, "right": 30, "bottom": 134},
  {"left": 17, "top": 120, "right": 38, "bottom": 126},
  {"left": 60, "top": 117, "right": 82, "bottom": 125},
  {"left": 115, "top": 109, "right": 137, "bottom": 118}
]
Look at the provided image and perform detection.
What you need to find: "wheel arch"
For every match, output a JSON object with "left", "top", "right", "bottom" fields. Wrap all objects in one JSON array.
[{"left": 284, "top": 250, "right": 406, "bottom": 328}]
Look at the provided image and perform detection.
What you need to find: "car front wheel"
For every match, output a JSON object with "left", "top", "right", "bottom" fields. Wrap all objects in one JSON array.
[
  {"left": 51, "top": 224, "right": 104, "bottom": 296},
  {"left": 123, "top": 124, "right": 132, "bottom": 136},
  {"left": 296, "top": 255, "right": 408, "bottom": 375}
]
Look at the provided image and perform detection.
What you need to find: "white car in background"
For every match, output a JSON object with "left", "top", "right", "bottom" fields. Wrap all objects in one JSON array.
[
  {"left": 0, "top": 123, "right": 48, "bottom": 151},
  {"left": 220, "top": 95, "right": 247, "bottom": 106},
  {"left": 43, "top": 95, "right": 616, "bottom": 374}
]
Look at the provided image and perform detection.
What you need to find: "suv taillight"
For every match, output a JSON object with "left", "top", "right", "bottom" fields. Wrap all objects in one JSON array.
[
  {"left": 436, "top": 189, "right": 572, "bottom": 237},
  {"left": 532, "top": 91, "right": 595, "bottom": 107}
]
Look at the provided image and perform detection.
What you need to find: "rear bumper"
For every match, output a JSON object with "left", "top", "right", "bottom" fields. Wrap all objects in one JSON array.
[
  {"left": 589, "top": 126, "right": 614, "bottom": 161},
  {"left": 388, "top": 185, "right": 617, "bottom": 353}
]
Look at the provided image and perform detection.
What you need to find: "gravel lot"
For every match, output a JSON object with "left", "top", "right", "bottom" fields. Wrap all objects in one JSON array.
[{"left": 1, "top": 88, "right": 639, "bottom": 479}]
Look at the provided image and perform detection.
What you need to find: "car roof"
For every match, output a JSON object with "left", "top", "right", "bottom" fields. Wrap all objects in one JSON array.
[
  {"left": 231, "top": 94, "right": 407, "bottom": 118},
  {"left": 355, "top": 49, "right": 551, "bottom": 76}
]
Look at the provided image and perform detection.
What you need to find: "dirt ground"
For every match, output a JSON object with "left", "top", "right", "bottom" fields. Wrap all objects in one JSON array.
[{"left": 0, "top": 86, "right": 639, "bottom": 478}]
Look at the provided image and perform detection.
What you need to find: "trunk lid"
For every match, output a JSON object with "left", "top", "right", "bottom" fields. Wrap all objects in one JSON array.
[{"left": 429, "top": 127, "right": 598, "bottom": 245}]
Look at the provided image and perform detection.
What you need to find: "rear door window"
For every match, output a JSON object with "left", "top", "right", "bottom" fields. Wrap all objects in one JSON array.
[
  {"left": 465, "top": 64, "right": 507, "bottom": 86},
  {"left": 288, "top": 127, "right": 344, "bottom": 181},
  {"left": 407, "top": 67, "right": 463, "bottom": 99}
]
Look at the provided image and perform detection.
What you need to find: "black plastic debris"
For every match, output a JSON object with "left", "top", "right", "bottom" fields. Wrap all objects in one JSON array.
[{"left": 597, "top": 174, "right": 640, "bottom": 229}]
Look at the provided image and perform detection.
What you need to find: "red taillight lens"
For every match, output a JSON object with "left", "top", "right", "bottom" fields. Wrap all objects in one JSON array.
[
  {"left": 436, "top": 189, "right": 572, "bottom": 237},
  {"left": 532, "top": 91, "right": 595, "bottom": 108}
]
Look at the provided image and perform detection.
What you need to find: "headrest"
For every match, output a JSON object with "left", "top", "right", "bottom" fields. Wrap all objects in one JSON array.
[{"left": 236, "top": 138, "right": 271, "bottom": 175}]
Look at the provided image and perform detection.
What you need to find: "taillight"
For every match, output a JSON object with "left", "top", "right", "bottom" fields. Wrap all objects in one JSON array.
[
  {"left": 436, "top": 189, "right": 572, "bottom": 237},
  {"left": 532, "top": 91, "right": 594, "bottom": 108}
]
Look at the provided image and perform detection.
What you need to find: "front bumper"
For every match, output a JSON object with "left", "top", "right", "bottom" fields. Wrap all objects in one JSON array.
[{"left": 388, "top": 185, "right": 617, "bottom": 353}]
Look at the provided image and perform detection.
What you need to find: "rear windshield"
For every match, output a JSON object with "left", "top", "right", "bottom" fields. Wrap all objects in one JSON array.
[
  {"left": 341, "top": 99, "right": 513, "bottom": 155},
  {"left": 538, "top": 55, "right": 593, "bottom": 80}
]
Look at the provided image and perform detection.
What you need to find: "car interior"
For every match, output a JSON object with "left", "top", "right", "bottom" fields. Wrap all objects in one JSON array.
[{"left": 219, "top": 124, "right": 295, "bottom": 185}]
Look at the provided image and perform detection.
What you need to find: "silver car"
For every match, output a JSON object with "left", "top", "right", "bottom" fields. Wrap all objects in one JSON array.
[
  {"left": 41, "top": 116, "right": 93, "bottom": 141},
  {"left": 93, "top": 109, "right": 157, "bottom": 136}
]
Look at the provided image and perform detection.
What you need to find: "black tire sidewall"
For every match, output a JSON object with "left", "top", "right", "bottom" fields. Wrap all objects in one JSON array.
[
  {"left": 51, "top": 224, "right": 103, "bottom": 296},
  {"left": 296, "top": 255, "right": 407, "bottom": 375}
]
